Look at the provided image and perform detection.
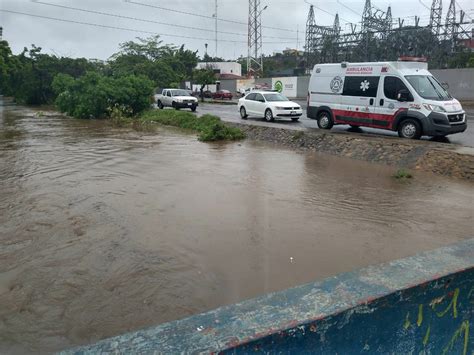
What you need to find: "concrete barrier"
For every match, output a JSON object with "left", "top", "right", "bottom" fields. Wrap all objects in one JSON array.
[{"left": 62, "top": 239, "right": 474, "bottom": 354}]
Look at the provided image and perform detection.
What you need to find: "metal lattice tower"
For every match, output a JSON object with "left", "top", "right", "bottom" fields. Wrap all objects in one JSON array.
[
  {"left": 0, "top": 27, "right": 3, "bottom": 40},
  {"left": 305, "top": 5, "right": 339, "bottom": 69},
  {"left": 333, "top": 14, "right": 341, "bottom": 34},
  {"left": 361, "top": 0, "right": 372, "bottom": 32},
  {"left": 386, "top": 6, "right": 392, "bottom": 31},
  {"left": 247, "top": 0, "right": 263, "bottom": 77},
  {"left": 429, "top": 0, "right": 443, "bottom": 37},
  {"left": 445, "top": 0, "right": 456, "bottom": 42},
  {"left": 304, "top": 5, "right": 317, "bottom": 70}
]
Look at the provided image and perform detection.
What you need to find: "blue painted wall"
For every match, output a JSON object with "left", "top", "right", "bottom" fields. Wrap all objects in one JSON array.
[
  {"left": 63, "top": 239, "right": 474, "bottom": 354},
  {"left": 224, "top": 270, "right": 473, "bottom": 354}
]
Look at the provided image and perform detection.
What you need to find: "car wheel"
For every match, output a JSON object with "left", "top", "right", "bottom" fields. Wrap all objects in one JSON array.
[
  {"left": 240, "top": 106, "right": 248, "bottom": 119},
  {"left": 264, "top": 109, "right": 274, "bottom": 122},
  {"left": 317, "top": 111, "right": 333, "bottom": 129},
  {"left": 291, "top": 117, "right": 300, "bottom": 122},
  {"left": 157, "top": 101, "right": 164, "bottom": 109},
  {"left": 191, "top": 105, "right": 197, "bottom": 112},
  {"left": 398, "top": 119, "right": 422, "bottom": 139},
  {"left": 172, "top": 102, "right": 180, "bottom": 110}
]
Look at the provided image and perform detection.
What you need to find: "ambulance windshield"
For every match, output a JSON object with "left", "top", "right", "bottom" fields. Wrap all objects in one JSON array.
[{"left": 405, "top": 75, "right": 452, "bottom": 101}]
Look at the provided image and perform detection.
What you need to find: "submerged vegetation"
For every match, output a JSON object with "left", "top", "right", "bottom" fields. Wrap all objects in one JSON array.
[
  {"left": 140, "top": 110, "right": 245, "bottom": 142},
  {"left": 393, "top": 168, "right": 413, "bottom": 180}
]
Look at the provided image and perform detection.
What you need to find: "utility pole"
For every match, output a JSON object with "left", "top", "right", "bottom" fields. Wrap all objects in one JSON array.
[
  {"left": 247, "top": 0, "right": 266, "bottom": 77},
  {"left": 215, "top": 0, "right": 218, "bottom": 58}
]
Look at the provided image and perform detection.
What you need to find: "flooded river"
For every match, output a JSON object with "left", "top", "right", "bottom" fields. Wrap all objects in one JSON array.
[{"left": 0, "top": 100, "right": 473, "bottom": 354}]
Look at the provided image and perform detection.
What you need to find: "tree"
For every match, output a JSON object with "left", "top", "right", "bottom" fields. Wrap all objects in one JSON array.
[
  {"left": 0, "top": 42, "right": 96, "bottom": 104},
  {"left": 109, "top": 36, "right": 198, "bottom": 89},
  {"left": 192, "top": 69, "right": 216, "bottom": 102},
  {"left": 53, "top": 72, "right": 154, "bottom": 119}
]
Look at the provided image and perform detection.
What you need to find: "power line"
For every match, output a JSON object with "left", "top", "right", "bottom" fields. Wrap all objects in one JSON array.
[
  {"left": 0, "top": 9, "right": 295, "bottom": 45},
  {"left": 418, "top": 0, "right": 431, "bottom": 10},
  {"left": 30, "top": 0, "right": 298, "bottom": 41},
  {"left": 455, "top": 0, "right": 473, "bottom": 19},
  {"left": 126, "top": 0, "right": 298, "bottom": 33},
  {"left": 304, "top": 0, "right": 355, "bottom": 24},
  {"left": 336, "top": 0, "right": 362, "bottom": 17}
]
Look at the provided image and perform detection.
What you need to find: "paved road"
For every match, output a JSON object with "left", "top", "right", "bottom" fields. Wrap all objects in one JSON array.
[{"left": 196, "top": 100, "right": 474, "bottom": 147}]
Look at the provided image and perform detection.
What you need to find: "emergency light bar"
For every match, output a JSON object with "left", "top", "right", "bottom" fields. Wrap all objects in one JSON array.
[{"left": 398, "top": 56, "right": 427, "bottom": 62}]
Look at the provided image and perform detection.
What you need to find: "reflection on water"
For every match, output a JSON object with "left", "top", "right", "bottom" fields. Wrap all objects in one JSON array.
[{"left": 0, "top": 99, "right": 473, "bottom": 353}]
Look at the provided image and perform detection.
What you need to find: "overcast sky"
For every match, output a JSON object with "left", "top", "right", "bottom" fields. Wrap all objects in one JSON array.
[{"left": 1, "top": 0, "right": 473, "bottom": 61}]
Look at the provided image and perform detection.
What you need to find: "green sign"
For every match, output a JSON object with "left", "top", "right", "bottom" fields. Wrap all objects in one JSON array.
[{"left": 274, "top": 80, "right": 283, "bottom": 93}]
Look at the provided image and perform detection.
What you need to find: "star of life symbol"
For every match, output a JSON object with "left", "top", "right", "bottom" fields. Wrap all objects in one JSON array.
[{"left": 360, "top": 80, "right": 370, "bottom": 92}]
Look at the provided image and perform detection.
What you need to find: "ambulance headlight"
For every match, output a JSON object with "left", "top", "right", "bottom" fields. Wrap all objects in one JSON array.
[{"left": 423, "top": 104, "right": 446, "bottom": 113}]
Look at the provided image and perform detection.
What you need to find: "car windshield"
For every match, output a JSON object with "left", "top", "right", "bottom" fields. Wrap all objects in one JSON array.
[
  {"left": 170, "top": 90, "right": 191, "bottom": 96},
  {"left": 263, "top": 93, "right": 289, "bottom": 102},
  {"left": 405, "top": 75, "right": 451, "bottom": 101}
]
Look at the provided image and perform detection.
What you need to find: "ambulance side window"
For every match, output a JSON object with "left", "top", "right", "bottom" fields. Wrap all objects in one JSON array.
[
  {"left": 342, "top": 76, "right": 380, "bottom": 97},
  {"left": 384, "top": 76, "right": 411, "bottom": 101}
]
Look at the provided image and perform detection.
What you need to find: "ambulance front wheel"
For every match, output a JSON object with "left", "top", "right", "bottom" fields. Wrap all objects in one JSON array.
[
  {"left": 317, "top": 111, "right": 334, "bottom": 130},
  {"left": 398, "top": 118, "right": 422, "bottom": 139}
]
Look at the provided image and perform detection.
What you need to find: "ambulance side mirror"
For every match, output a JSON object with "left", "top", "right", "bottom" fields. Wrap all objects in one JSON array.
[{"left": 397, "top": 89, "right": 411, "bottom": 102}]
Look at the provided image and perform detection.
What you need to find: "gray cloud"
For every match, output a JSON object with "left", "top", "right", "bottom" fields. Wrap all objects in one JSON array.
[{"left": 1, "top": 0, "right": 472, "bottom": 60}]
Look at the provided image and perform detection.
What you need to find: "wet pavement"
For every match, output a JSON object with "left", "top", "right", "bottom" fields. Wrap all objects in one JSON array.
[
  {"left": 196, "top": 100, "right": 474, "bottom": 147},
  {"left": 0, "top": 99, "right": 473, "bottom": 353}
]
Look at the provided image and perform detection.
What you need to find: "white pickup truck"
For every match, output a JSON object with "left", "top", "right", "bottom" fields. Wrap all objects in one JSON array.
[{"left": 155, "top": 89, "right": 198, "bottom": 112}]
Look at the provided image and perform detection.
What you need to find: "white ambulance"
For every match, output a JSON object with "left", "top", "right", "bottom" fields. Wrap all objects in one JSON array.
[{"left": 307, "top": 59, "right": 467, "bottom": 139}]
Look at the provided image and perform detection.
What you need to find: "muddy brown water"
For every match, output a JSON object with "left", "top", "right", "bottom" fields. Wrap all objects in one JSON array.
[{"left": 0, "top": 100, "right": 473, "bottom": 354}]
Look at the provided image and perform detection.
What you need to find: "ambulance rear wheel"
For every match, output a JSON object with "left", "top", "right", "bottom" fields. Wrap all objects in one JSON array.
[
  {"left": 398, "top": 119, "right": 422, "bottom": 139},
  {"left": 317, "top": 111, "right": 333, "bottom": 130}
]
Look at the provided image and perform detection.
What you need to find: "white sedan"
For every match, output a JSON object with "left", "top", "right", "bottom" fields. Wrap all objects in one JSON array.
[{"left": 238, "top": 91, "right": 303, "bottom": 122}]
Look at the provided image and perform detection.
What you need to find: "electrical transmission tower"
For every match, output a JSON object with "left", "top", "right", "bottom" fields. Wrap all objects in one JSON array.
[
  {"left": 445, "top": 0, "right": 456, "bottom": 42},
  {"left": 303, "top": 0, "right": 472, "bottom": 69},
  {"left": 429, "top": 0, "right": 442, "bottom": 37},
  {"left": 247, "top": 0, "right": 263, "bottom": 77},
  {"left": 304, "top": 5, "right": 339, "bottom": 70},
  {"left": 0, "top": 27, "right": 3, "bottom": 40}
]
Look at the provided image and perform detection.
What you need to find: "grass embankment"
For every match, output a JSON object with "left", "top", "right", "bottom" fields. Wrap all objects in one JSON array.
[{"left": 139, "top": 110, "right": 245, "bottom": 142}]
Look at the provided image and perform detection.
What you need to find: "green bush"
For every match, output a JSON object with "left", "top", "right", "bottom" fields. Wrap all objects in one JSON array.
[
  {"left": 140, "top": 110, "right": 245, "bottom": 142},
  {"left": 53, "top": 72, "right": 154, "bottom": 118}
]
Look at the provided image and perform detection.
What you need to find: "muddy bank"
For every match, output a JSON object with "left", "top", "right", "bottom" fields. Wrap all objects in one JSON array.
[{"left": 227, "top": 123, "right": 474, "bottom": 181}]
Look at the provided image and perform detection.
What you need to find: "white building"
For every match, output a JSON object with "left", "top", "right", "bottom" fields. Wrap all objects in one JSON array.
[{"left": 196, "top": 62, "right": 242, "bottom": 78}]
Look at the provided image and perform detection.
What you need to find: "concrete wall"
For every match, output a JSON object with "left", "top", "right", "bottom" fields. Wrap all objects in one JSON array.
[
  {"left": 297, "top": 76, "right": 310, "bottom": 98},
  {"left": 430, "top": 68, "right": 474, "bottom": 101},
  {"left": 199, "top": 68, "right": 474, "bottom": 100},
  {"left": 63, "top": 239, "right": 474, "bottom": 354}
]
